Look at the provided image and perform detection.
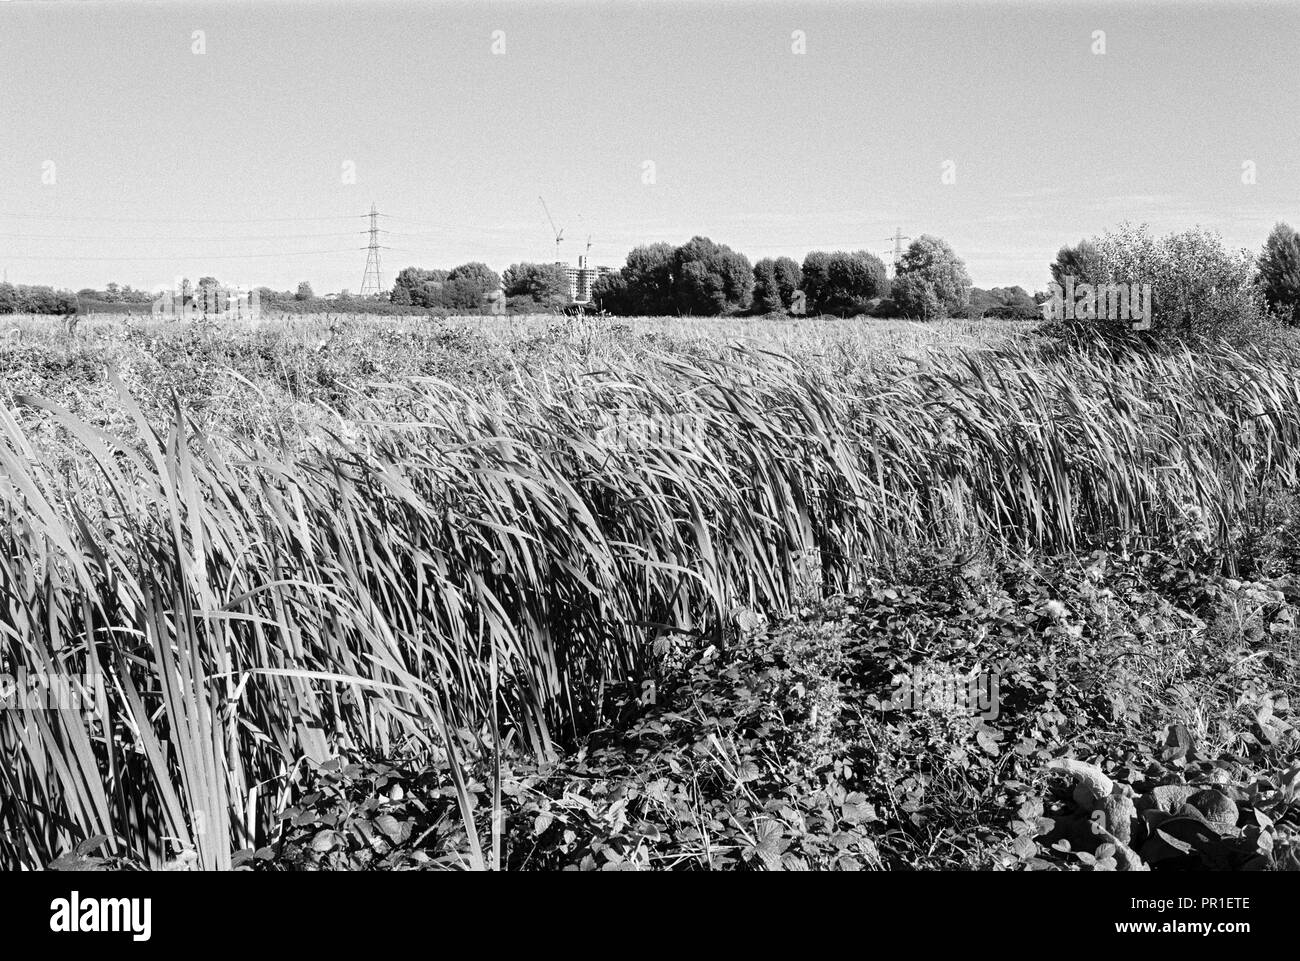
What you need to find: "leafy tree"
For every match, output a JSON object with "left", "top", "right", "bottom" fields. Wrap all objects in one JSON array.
[
  {"left": 596, "top": 239, "right": 759, "bottom": 315},
  {"left": 1050, "top": 239, "right": 1109, "bottom": 288},
  {"left": 1258, "top": 222, "right": 1300, "bottom": 324},
  {"left": 773, "top": 256, "right": 803, "bottom": 308},
  {"left": 751, "top": 256, "right": 804, "bottom": 313},
  {"left": 393, "top": 262, "right": 502, "bottom": 311},
  {"left": 799, "top": 251, "right": 833, "bottom": 314},
  {"left": 970, "top": 286, "right": 1040, "bottom": 319},
  {"left": 798, "top": 250, "right": 888, "bottom": 316},
  {"left": 1094, "top": 222, "right": 1259, "bottom": 336},
  {"left": 2, "top": 284, "right": 77, "bottom": 315},
  {"left": 391, "top": 267, "right": 449, "bottom": 307},
  {"left": 441, "top": 273, "right": 495, "bottom": 309},
  {"left": 890, "top": 274, "right": 944, "bottom": 320},
  {"left": 590, "top": 271, "right": 633, "bottom": 315},
  {"left": 826, "top": 250, "right": 888, "bottom": 315},
  {"left": 295, "top": 281, "right": 314, "bottom": 301},
  {"left": 394, "top": 267, "right": 447, "bottom": 290},
  {"left": 21, "top": 286, "right": 57, "bottom": 313},
  {"left": 671, "top": 236, "right": 753, "bottom": 315},
  {"left": 447, "top": 262, "right": 499, "bottom": 295},
  {"left": 621, "top": 243, "right": 677, "bottom": 316},
  {"left": 751, "top": 258, "right": 785, "bottom": 313},
  {"left": 502, "top": 262, "right": 570, "bottom": 306},
  {"left": 893, "top": 235, "right": 972, "bottom": 318}
]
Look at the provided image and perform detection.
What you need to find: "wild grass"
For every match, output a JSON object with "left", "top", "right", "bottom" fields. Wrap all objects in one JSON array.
[{"left": 1, "top": 316, "right": 1297, "bottom": 869}]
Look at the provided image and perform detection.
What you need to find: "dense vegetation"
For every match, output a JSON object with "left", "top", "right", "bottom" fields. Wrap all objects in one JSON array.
[
  {"left": 0, "top": 282, "right": 79, "bottom": 316},
  {"left": 1049, "top": 224, "right": 1267, "bottom": 339},
  {"left": 0, "top": 311, "right": 1297, "bottom": 871}
]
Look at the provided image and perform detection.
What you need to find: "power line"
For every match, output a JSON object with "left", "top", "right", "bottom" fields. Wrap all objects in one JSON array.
[
  {"left": 0, "top": 206, "right": 924, "bottom": 275},
  {"left": 1, "top": 232, "right": 902, "bottom": 255},
  {"left": 0, "top": 247, "right": 364, "bottom": 262},
  {"left": 1, "top": 209, "right": 902, "bottom": 250},
  {"left": 0, "top": 230, "right": 371, "bottom": 242},
  {"left": 0, "top": 211, "right": 367, "bottom": 225},
  {"left": 378, "top": 214, "right": 527, "bottom": 233},
  {"left": 384, "top": 240, "right": 550, "bottom": 254},
  {"left": 381, "top": 216, "right": 896, "bottom": 253}
]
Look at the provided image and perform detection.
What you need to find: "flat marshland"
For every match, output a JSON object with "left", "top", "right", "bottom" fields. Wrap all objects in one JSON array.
[{"left": 2, "top": 313, "right": 1297, "bottom": 871}]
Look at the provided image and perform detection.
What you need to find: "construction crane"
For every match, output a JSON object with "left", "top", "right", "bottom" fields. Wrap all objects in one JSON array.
[{"left": 539, "top": 196, "right": 564, "bottom": 261}]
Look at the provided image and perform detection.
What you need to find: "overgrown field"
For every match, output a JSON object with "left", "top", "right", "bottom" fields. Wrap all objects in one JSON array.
[{"left": 1, "top": 314, "right": 1296, "bottom": 870}]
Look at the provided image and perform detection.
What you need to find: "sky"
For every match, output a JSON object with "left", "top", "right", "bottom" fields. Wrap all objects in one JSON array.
[{"left": 1, "top": 0, "right": 1297, "bottom": 294}]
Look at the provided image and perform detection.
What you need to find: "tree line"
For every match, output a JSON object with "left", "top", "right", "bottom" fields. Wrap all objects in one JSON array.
[
  {"left": 15, "top": 219, "right": 1299, "bottom": 324},
  {"left": 588, "top": 235, "right": 980, "bottom": 320},
  {"left": 0, "top": 283, "right": 79, "bottom": 315},
  {"left": 485, "top": 235, "right": 1038, "bottom": 320},
  {"left": 381, "top": 234, "right": 1015, "bottom": 320},
  {"left": 389, "top": 261, "right": 584, "bottom": 313}
]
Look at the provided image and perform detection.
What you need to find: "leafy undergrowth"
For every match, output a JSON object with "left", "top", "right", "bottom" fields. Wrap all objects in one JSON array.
[{"left": 57, "top": 548, "right": 1293, "bottom": 872}]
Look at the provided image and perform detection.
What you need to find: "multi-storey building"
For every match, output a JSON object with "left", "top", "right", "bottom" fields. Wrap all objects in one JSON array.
[{"left": 556, "top": 256, "right": 619, "bottom": 304}]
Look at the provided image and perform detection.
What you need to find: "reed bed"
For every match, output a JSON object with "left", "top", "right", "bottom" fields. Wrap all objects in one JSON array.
[{"left": 2, "top": 335, "right": 1299, "bottom": 869}]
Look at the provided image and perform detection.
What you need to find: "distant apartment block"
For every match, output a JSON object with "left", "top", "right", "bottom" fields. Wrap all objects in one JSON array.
[{"left": 557, "top": 257, "right": 618, "bottom": 304}]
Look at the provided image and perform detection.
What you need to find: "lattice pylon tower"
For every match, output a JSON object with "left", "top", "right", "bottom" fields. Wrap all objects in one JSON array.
[
  {"left": 884, "top": 227, "right": 911, "bottom": 278},
  {"left": 360, "top": 203, "right": 384, "bottom": 297}
]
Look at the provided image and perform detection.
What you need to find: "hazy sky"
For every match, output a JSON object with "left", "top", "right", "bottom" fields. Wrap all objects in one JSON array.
[{"left": 1, "top": 0, "right": 1297, "bottom": 293}]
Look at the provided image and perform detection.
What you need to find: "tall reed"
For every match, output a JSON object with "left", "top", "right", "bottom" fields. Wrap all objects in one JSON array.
[{"left": 2, "top": 338, "right": 1298, "bottom": 868}]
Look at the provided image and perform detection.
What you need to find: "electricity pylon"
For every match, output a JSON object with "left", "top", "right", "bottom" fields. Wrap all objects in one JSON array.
[
  {"left": 884, "top": 227, "right": 911, "bottom": 277},
  {"left": 359, "top": 203, "right": 386, "bottom": 298}
]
